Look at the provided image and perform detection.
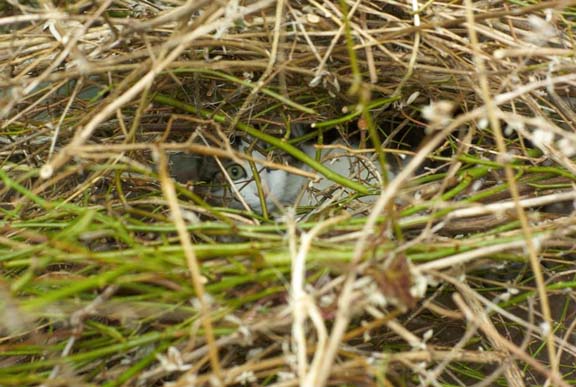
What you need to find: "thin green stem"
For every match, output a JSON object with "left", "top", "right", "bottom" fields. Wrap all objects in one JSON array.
[{"left": 153, "top": 94, "right": 372, "bottom": 194}]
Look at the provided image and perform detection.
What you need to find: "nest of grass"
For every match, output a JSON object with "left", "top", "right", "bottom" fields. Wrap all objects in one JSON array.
[{"left": 2, "top": 0, "right": 576, "bottom": 386}]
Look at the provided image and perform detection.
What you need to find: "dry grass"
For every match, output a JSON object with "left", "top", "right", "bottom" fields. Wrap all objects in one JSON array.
[{"left": 1, "top": 0, "right": 576, "bottom": 386}]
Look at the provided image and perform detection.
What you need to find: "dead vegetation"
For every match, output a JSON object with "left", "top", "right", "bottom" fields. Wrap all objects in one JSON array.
[{"left": 1, "top": 0, "right": 576, "bottom": 386}]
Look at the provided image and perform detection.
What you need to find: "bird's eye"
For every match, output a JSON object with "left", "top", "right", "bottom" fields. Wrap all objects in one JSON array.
[{"left": 226, "top": 164, "right": 247, "bottom": 180}]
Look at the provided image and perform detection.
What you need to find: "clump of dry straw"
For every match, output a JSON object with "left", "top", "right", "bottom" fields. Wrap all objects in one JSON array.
[{"left": 1, "top": 0, "right": 576, "bottom": 386}]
